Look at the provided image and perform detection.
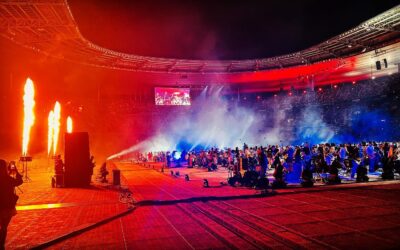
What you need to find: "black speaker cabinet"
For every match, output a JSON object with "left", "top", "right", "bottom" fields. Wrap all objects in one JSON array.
[{"left": 64, "top": 132, "right": 91, "bottom": 187}]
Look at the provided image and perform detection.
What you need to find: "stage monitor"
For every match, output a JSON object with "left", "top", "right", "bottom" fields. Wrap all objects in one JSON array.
[{"left": 155, "top": 87, "right": 191, "bottom": 106}]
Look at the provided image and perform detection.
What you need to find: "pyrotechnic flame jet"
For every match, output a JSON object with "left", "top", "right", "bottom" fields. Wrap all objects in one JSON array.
[
  {"left": 22, "top": 78, "right": 35, "bottom": 156},
  {"left": 67, "top": 116, "right": 73, "bottom": 133},
  {"left": 52, "top": 102, "right": 61, "bottom": 155},
  {"left": 48, "top": 111, "right": 54, "bottom": 156}
]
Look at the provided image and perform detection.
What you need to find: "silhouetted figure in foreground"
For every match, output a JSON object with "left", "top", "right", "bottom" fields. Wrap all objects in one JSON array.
[{"left": 0, "top": 159, "right": 23, "bottom": 250}]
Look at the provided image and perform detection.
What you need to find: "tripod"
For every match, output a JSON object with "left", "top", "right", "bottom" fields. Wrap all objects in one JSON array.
[{"left": 20, "top": 156, "right": 32, "bottom": 182}]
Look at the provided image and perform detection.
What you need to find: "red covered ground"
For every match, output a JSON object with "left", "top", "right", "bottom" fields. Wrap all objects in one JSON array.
[{"left": 6, "top": 161, "right": 400, "bottom": 249}]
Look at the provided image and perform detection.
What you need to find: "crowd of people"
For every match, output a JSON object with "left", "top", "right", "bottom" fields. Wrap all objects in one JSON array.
[{"left": 140, "top": 141, "right": 400, "bottom": 187}]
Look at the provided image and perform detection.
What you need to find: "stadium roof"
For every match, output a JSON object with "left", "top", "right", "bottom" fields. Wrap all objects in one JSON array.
[{"left": 0, "top": 0, "right": 399, "bottom": 74}]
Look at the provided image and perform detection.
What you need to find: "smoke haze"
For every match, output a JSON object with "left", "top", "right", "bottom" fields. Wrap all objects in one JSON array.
[{"left": 108, "top": 87, "right": 336, "bottom": 159}]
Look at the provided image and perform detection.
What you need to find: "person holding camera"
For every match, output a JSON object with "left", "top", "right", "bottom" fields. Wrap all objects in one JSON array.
[{"left": 0, "top": 159, "right": 23, "bottom": 250}]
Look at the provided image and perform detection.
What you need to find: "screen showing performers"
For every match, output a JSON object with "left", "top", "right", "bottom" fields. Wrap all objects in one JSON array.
[{"left": 155, "top": 87, "right": 191, "bottom": 106}]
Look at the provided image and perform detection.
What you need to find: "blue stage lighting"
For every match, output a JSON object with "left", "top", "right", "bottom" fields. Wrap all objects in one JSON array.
[{"left": 173, "top": 151, "right": 182, "bottom": 160}]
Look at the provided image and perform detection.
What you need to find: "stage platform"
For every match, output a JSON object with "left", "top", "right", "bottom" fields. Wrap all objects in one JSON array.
[{"left": 6, "top": 160, "right": 400, "bottom": 249}]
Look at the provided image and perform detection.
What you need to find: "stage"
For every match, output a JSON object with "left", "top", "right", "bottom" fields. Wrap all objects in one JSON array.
[{"left": 7, "top": 161, "right": 400, "bottom": 249}]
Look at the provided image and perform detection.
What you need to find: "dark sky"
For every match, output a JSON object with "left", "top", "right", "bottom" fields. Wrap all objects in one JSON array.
[{"left": 68, "top": 0, "right": 399, "bottom": 60}]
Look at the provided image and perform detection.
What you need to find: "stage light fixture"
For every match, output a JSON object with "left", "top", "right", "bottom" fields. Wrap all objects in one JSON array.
[
  {"left": 203, "top": 179, "right": 209, "bottom": 188},
  {"left": 173, "top": 151, "right": 181, "bottom": 160}
]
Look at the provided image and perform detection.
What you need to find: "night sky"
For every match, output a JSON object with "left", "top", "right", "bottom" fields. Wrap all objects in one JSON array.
[{"left": 69, "top": 0, "right": 399, "bottom": 60}]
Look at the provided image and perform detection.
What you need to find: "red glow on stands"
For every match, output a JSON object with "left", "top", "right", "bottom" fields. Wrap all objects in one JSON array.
[
  {"left": 352, "top": 81, "right": 356, "bottom": 85},
  {"left": 217, "top": 54, "right": 366, "bottom": 94},
  {"left": 233, "top": 56, "right": 359, "bottom": 90},
  {"left": 318, "top": 87, "right": 323, "bottom": 92},
  {"left": 334, "top": 85, "right": 338, "bottom": 89}
]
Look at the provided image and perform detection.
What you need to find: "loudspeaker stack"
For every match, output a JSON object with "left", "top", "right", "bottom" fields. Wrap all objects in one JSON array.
[{"left": 64, "top": 132, "right": 92, "bottom": 187}]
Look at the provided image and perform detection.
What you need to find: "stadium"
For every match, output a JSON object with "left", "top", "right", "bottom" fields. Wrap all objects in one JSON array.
[{"left": 0, "top": 0, "right": 400, "bottom": 249}]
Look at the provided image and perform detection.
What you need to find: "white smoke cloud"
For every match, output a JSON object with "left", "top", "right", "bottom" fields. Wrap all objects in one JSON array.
[
  {"left": 295, "top": 106, "right": 335, "bottom": 144},
  {"left": 107, "top": 89, "right": 336, "bottom": 160}
]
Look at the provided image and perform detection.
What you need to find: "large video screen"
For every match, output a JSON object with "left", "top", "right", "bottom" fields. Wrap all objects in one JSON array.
[{"left": 155, "top": 87, "right": 191, "bottom": 106}]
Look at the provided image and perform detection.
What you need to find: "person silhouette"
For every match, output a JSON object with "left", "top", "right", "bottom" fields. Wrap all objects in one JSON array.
[{"left": 0, "top": 159, "right": 23, "bottom": 250}]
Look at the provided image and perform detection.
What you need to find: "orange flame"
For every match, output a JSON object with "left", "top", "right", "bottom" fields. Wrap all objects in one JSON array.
[
  {"left": 52, "top": 102, "right": 61, "bottom": 155},
  {"left": 67, "top": 116, "right": 73, "bottom": 133},
  {"left": 47, "top": 111, "right": 54, "bottom": 156},
  {"left": 22, "top": 78, "right": 35, "bottom": 156}
]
